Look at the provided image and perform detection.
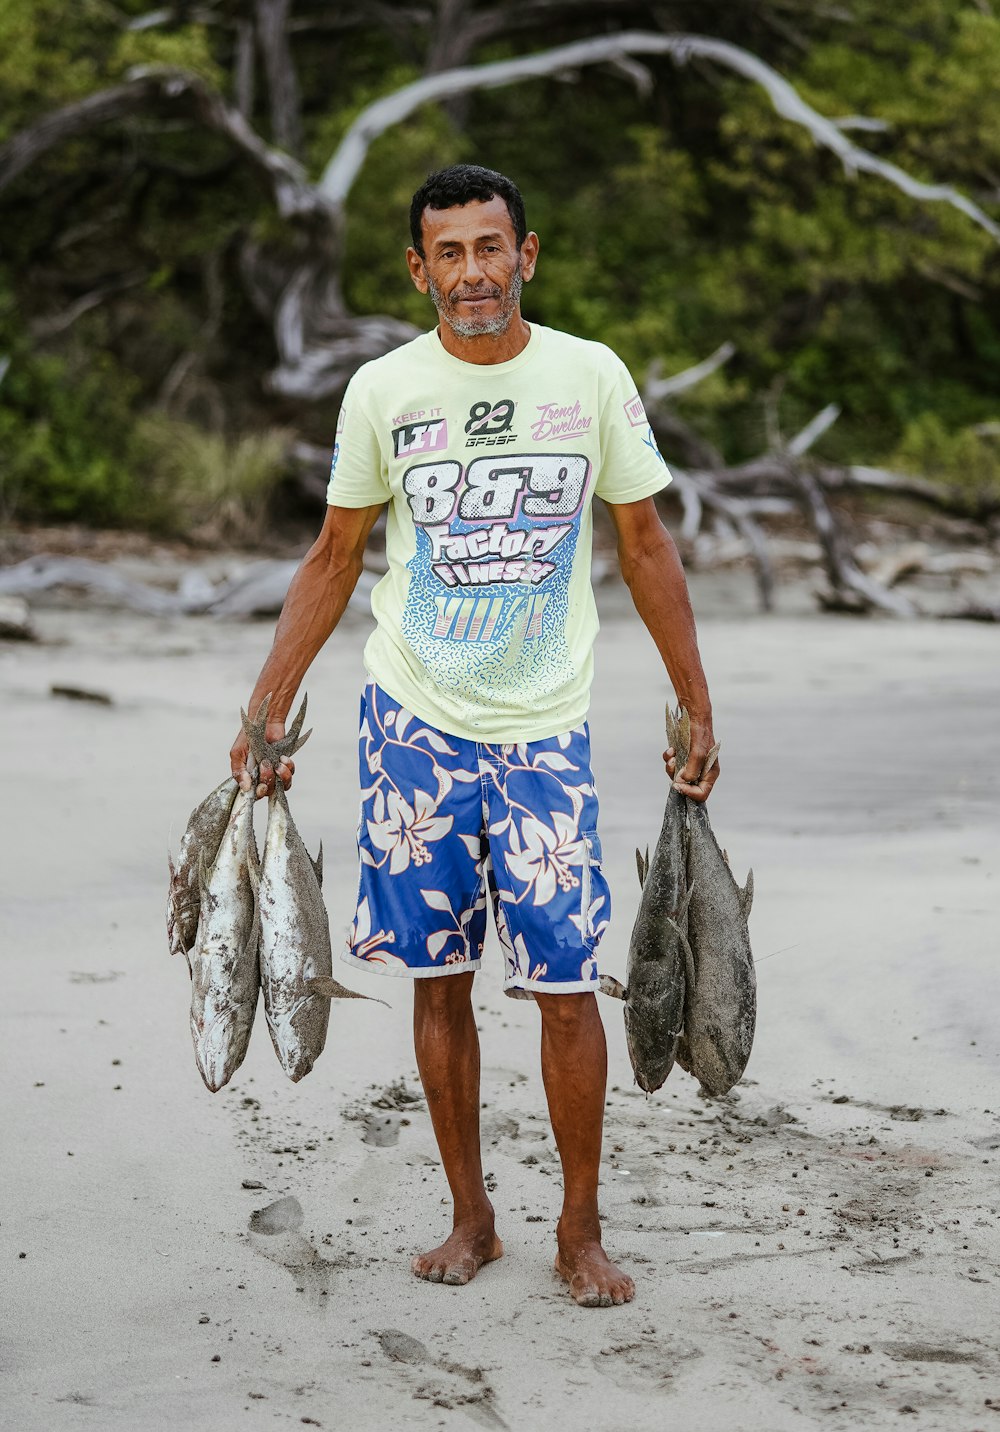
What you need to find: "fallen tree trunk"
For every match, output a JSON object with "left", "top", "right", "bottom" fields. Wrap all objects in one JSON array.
[{"left": 0, "top": 555, "right": 375, "bottom": 618}]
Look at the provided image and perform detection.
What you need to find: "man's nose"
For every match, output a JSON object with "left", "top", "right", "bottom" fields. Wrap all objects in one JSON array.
[{"left": 459, "top": 248, "right": 486, "bottom": 286}]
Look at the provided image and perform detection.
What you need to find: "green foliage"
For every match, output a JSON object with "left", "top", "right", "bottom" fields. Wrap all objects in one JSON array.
[
  {"left": 111, "top": 23, "right": 225, "bottom": 87},
  {"left": 132, "top": 414, "right": 292, "bottom": 542},
  {"left": 887, "top": 413, "right": 1000, "bottom": 511},
  {"left": 0, "top": 333, "right": 144, "bottom": 524},
  {"left": 2, "top": 0, "right": 1000, "bottom": 529}
]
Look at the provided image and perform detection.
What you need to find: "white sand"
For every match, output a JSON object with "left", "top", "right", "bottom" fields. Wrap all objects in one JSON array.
[{"left": 2, "top": 579, "right": 999, "bottom": 1431}]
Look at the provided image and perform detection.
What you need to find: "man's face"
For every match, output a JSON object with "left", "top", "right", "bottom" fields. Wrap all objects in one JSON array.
[{"left": 406, "top": 197, "right": 538, "bottom": 340}]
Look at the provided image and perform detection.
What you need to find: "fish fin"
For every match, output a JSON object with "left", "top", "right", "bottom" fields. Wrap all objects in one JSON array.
[
  {"left": 598, "top": 974, "right": 626, "bottom": 1000},
  {"left": 634, "top": 847, "right": 645, "bottom": 889},
  {"left": 723, "top": 847, "right": 730, "bottom": 867},
  {"left": 703, "top": 740, "right": 721, "bottom": 773},
  {"left": 311, "top": 841, "right": 323, "bottom": 887},
  {"left": 666, "top": 913, "right": 697, "bottom": 996},
  {"left": 740, "top": 868, "right": 754, "bottom": 920},
  {"left": 306, "top": 975, "right": 388, "bottom": 1007}
]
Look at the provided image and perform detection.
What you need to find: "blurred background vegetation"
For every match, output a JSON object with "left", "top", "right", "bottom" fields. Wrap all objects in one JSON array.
[{"left": 2, "top": 0, "right": 999, "bottom": 539}]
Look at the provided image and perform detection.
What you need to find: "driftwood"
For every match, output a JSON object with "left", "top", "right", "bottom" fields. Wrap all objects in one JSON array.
[
  {"left": 0, "top": 555, "right": 375, "bottom": 619},
  {"left": 640, "top": 350, "right": 999, "bottom": 619}
]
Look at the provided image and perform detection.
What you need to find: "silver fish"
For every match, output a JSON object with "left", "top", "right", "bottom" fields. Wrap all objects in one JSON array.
[
  {"left": 167, "top": 776, "right": 238, "bottom": 967},
  {"left": 243, "top": 694, "right": 374, "bottom": 1083},
  {"left": 602, "top": 768, "right": 691, "bottom": 1093},
  {"left": 668, "top": 707, "right": 756, "bottom": 1097},
  {"left": 188, "top": 779, "right": 261, "bottom": 1092}
]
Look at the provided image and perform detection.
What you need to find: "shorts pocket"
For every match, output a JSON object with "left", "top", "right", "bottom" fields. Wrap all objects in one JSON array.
[{"left": 580, "top": 829, "right": 604, "bottom": 950}]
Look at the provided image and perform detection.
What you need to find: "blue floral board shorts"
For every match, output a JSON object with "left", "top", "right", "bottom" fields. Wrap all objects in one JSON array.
[{"left": 342, "top": 682, "right": 612, "bottom": 997}]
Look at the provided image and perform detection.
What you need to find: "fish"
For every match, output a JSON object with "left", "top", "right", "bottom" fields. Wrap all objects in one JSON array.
[
  {"left": 167, "top": 776, "right": 239, "bottom": 967},
  {"left": 601, "top": 754, "right": 692, "bottom": 1093},
  {"left": 188, "top": 776, "right": 261, "bottom": 1092},
  {"left": 668, "top": 706, "right": 756, "bottom": 1097},
  {"left": 243, "top": 693, "right": 376, "bottom": 1083}
]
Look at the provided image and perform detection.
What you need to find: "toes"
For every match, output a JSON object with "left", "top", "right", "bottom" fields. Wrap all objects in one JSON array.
[{"left": 443, "top": 1261, "right": 474, "bottom": 1286}]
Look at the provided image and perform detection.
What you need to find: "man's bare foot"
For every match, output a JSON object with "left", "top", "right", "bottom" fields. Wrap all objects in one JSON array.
[
  {"left": 411, "top": 1220, "right": 503, "bottom": 1287},
  {"left": 554, "top": 1239, "right": 635, "bottom": 1308}
]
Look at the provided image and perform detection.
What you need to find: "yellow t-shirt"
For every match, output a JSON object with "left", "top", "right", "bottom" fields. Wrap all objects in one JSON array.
[{"left": 327, "top": 323, "right": 670, "bottom": 740}]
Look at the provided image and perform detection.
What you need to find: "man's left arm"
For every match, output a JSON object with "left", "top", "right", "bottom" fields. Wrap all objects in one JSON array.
[{"left": 605, "top": 496, "right": 718, "bottom": 802}]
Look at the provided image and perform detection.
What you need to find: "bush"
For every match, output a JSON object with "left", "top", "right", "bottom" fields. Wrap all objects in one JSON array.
[
  {"left": 0, "top": 344, "right": 144, "bottom": 525},
  {"left": 132, "top": 414, "right": 292, "bottom": 542},
  {"left": 887, "top": 412, "right": 1000, "bottom": 512}
]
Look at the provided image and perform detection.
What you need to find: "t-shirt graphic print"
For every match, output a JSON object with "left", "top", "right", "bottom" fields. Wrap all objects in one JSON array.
[{"left": 328, "top": 324, "right": 670, "bottom": 741}]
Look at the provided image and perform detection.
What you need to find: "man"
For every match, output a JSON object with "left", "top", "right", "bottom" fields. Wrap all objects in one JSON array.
[{"left": 231, "top": 164, "right": 718, "bottom": 1309}]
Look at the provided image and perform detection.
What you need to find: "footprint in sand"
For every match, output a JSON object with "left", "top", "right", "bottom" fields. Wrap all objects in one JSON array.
[
  {"left": 593, "top": 1339, "right": 703, "bottom": 1392},
  {"left": 362, "top": 1111, "right": 408, "bottom": 1146},
  {"left": 249, "top": 1195, "right": 319, "bottom": 1268},
  {"left": 373, "top": 1329, "right": 508, "bottom": 1430},
  {"left": 375, "top": 1329, "right": 431, "bottom": 1364}
]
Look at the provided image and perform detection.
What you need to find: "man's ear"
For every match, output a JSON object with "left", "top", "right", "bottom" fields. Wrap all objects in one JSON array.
[
  {"left": 519, "top": 231, "right": 540, "bottom": 284},
  {"left": 406, "top": 246, "right": 429, "bottom": 294}
]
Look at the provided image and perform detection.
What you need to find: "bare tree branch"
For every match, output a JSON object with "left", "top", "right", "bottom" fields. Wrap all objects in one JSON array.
[
  {"left": 787, "top": 402, "right": 840, "bottom": 456},
  {"left": 28, "top": 272, "right": 146, "bottom": 340},
  {"left": 645, "top": 341, "right": 736, "bottom": 404},
  {"left": 0, "top": 69, "right": 328, "bottom": 227},
  {"left": 790, "top": 464, "right": 917, "bottom": 616},
  {"left": 319, "top": 30, "right": 1000, "bottom": 243},
  {"left": 234, "top": 18, "right": 256, "bottom": 118},
  {"left": 255, "top": 0, "right": 302, "bottom": 156}
]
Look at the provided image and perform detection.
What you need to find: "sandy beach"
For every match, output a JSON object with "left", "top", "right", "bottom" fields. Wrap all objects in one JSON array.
[{"left": 3, "top": 569, "right": 999, "bottom": 1432}]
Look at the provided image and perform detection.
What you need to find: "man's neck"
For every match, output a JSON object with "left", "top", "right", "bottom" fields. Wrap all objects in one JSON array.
[{"left": 436, "top": 316, "right": 532, "bottom": 365}]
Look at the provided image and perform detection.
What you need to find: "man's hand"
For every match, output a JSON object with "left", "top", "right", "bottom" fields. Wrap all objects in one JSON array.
[
  {"left": 664, "top": 715, "right": 719, "bottom": 803},
  {"left": 229, "top": 718, "right": 295, "bottom": 800}
]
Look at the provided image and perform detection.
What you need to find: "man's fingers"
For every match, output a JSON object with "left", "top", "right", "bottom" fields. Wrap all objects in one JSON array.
[
  {"left": 256, "top": 759, "right": 275, "bottom": 800},
  {"left": 230, "top": 735, "right": 253, "bottom": 790},
  {"left": 276, "top": 757, "right": 294, "bottom": 791},
  {"left": 672, "top": 742, "right": 721, "bottom": 802}
]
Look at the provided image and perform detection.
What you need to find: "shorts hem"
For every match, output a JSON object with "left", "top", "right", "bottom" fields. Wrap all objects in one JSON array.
[
  {"left": 502, "top": 975, "right": 599, "bottom": 996},
  {"left": 340, "top": 950, "right": 483, "bottom": 979}
]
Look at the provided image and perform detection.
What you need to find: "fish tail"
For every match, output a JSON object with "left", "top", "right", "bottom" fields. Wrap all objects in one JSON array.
[
  {"left": 241, "top": 691, "right": 312, "bottom": 767},
  {"left": 241, "top": 692, "right": 272, "bottom": 766},
  {"left": 665, "top": 704, "right": 691, "bottom": 768}
]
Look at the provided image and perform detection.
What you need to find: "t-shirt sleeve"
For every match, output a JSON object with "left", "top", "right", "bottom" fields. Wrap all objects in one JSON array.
[
  {"left": 593, "top": 356, "right": 672, "bottom": 504},
  {"left": 326, "top": 376, "right": 390, "bottom": 508}
]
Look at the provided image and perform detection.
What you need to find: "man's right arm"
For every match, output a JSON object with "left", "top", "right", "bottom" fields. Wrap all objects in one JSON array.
[{"left": 229, "top": 502, "right": 385, "bottom": 795}]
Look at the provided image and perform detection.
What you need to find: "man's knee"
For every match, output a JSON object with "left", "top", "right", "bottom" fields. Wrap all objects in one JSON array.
[
  {"left": 535, "top": 989, "right": 598, "bottom": 1032},
  {"left": 414, "top": 971, "right": 475, "bottom": 1023}
]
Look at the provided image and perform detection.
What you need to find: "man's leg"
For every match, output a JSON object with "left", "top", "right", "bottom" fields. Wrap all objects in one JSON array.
[
  {"left": 411, "top": 971, "right": 503, "bottom": 1285},
  {"left": 535, "top": 990, "right": 635, "bottom": 1308}
]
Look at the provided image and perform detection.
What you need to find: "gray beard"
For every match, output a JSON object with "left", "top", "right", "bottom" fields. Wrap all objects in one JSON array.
[{"left": 427, "top": 265, "right": 523, "bottom": 339}]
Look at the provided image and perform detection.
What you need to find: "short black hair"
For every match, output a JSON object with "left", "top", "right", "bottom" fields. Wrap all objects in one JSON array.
[{"left": 409, "top": 164, "right": 527, "bottom": 256}]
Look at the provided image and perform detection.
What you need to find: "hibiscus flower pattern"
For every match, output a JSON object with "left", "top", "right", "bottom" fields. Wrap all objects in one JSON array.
[{"left": 344, "top": 683, "right": 611, "bottom": 995}]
